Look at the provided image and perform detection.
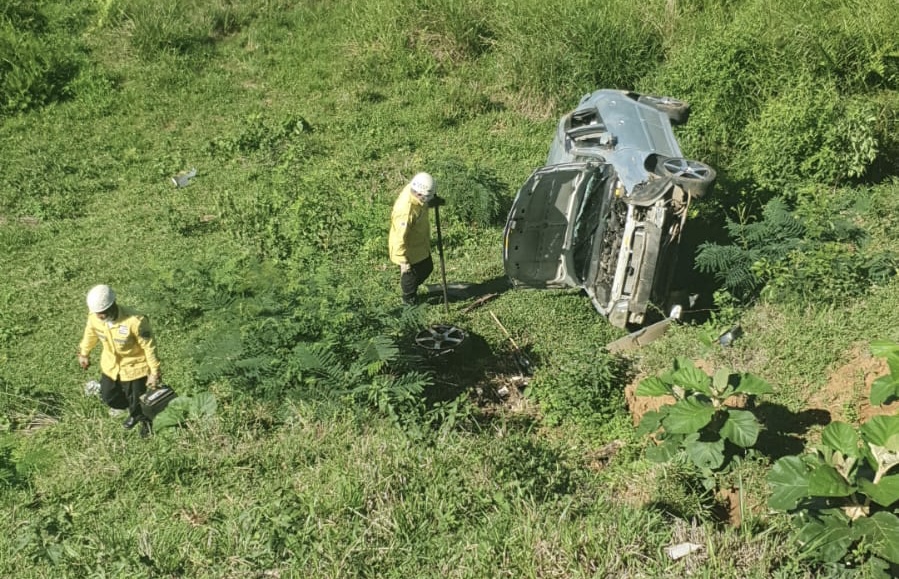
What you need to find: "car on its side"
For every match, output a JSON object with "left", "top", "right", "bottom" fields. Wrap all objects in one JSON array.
[{"left": 503, "top": 89, "right": 715, "bottom": 328}]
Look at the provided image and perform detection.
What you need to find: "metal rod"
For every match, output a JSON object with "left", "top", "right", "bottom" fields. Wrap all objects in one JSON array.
[{"left": 433, "top": 200, "right": 450, "bottom": 315}]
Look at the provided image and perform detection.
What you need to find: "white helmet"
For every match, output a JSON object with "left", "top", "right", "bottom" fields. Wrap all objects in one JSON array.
[
  {"left": 410, "top": 172, "right": 436, "bottom": 202},
  {"left": 86, "top": 284, "right": 116, "bottom": 313}
]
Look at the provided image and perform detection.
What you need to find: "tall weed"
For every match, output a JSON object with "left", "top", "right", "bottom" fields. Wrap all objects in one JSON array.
[
  {"left": 490, "top": 0, "right": 663, "bottom": 106},
  {"left": 745, "top": 81, "right": 880, "bottom": 190},
  {"left": 0, "top": 22, "right": 80, "bottom": 116}
]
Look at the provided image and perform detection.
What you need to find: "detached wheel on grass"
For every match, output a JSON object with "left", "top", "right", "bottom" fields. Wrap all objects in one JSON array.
[
  {"left": 415, "top": 324, "right": 466, "bottom": 355},
  {"left": 659, "top": 157, "right": 716, "bottom": 198}
]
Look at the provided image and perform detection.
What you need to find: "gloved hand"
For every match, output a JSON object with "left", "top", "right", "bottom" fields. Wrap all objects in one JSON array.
[
  {"left": 147, "top": 373, "right": 161, "bottom": 389},
  {"left": 78, "top": 354, "right": 90, "bottom": 370},
  {"left": 429, "top": 196, "right": 446, "bottom": 207},
  {"left": 399, "top": 263, "right": 411, "bottom": 274}
]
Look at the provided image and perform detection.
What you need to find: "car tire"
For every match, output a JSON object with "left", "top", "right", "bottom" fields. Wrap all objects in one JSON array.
[
  {"left": 659, "top": 157, "right": 716, "bottom": 198},
  {"left": 638, "top": 95, "right": 691, "bottom": 125}
]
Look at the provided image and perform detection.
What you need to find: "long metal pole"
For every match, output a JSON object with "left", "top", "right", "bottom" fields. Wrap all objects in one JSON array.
[{"left": 433, "top": 201, "right": 450, "bottom": 314}]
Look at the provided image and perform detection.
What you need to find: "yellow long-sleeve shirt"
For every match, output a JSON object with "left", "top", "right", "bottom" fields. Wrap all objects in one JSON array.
[
  {"left": 388, "top": 184, "right": 430, "bottom": 265},
  {"left": 78, "top": 306, "right": 161, "bottom": 381}
]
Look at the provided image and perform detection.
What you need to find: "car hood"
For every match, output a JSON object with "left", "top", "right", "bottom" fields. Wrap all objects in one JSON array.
[{"left": 503, "top": 162, "right": 599, "bottom": 288}]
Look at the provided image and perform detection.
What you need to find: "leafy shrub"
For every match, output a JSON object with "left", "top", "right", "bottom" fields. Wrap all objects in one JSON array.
[
  {"left": 528, "top": 345, "right": 626, "bottom": 428},
  {"left": 696, "top": 195, "right": 896, "bottom": 304},
  {"left": 0, "top": 21, "right": 79, "bottom": 116},
  {"left": 768, "top": 417, "right": 899, "bottom": 569},
  {"left": 430, "top": 158, "right": 505, "bottom": 228},
  {"left": 695, "top": 197, "right": 803, "bottom": 299},
  {"left": 636, "top": 358, "right": 772, "bottom": 475},
  {"left": 744, "top": 81, "right": 880, "bottom": 190},
  {"left": 648, "top": 22, "right": 777, "bottom": 167},
  {"left": 153, "top": 391, "right": 217, "bottom": 432}
]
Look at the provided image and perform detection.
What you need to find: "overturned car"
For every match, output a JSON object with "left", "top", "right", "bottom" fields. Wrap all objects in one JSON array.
[{"left": 503, "top": 89, "right": 715, "bottom": 328}]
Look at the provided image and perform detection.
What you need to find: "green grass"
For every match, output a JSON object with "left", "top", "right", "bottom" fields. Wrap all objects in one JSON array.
[{"left": 2, "top": 0, "right": 899, "bottom": 576}]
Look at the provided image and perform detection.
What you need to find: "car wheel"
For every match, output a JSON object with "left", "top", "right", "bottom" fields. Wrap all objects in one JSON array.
[
  {"left": 659, "top": 157, "right": 716, "bottom": 198},
  {"left": 638, "top": 95, "right": 691, "bottom": 125}
]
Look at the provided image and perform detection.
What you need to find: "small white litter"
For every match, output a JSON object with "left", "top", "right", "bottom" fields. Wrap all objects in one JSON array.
[
  {"left": 84, "top": 380, "right": 101, "bottom": 397},
  {"left": 171, "top": 168, "right": 197, "bottom": 188},
  {"left": 665, "top": 542, "right": 703, "bottom": 560}
]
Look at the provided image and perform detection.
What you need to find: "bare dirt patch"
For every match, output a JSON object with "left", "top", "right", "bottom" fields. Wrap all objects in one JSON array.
[{"left": 806, "top": 342, "right": 894, "bottom": 425}]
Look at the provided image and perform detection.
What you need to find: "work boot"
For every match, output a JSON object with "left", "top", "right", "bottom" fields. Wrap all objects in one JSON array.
[{"left": 123, "top": 416, "right": 139, "bottom": 430}]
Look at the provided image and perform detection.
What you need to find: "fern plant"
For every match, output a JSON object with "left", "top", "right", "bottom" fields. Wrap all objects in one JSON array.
[
  {"left": 291, "top": 335, "right": 435, "bottom": 432},
  {"left": 696, "top": 195, "right": 895, "bottom": 304},
  {"left": 696, "top": 196, "right": 803, "bottom": 299}
]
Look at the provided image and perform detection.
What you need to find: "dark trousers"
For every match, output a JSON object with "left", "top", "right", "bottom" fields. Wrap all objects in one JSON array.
[
  {"left": 401, "top": 255, "right": 434, "bottom": 305},
  {"left": 100, "top": 374, "right": 148, "bottom": 421}
]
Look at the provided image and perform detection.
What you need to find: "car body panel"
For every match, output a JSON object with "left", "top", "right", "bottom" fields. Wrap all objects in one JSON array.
[
  {"left": 546, "top": 89, "right": 683, "bottom": 194},
  {"left": 503, "top": 163, "right": 596, "bottom": 288}
]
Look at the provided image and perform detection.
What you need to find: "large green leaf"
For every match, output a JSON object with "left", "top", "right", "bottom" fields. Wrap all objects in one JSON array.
[
  {"left": 853, "top": 511, "right": 899, "bottom": 564},
  {"left": 797, "top": 515, "right": 853, "bottom": 564},
  {"left": 153, "top": 397, "right": 189, "bottom": 430},
  {"left": 720, "top": 409, "right": 761, "bottom": 448},
  {"left": 768, "top": 455, "right": 810, "bottom": 510},
  {"left": 733, "top": 373, "right": 774, "bottom": 396},
  {"left": 635, "top": 410, "right": 664, "bottom": 437},
  {"left": 858, "top": 475, "right": 899, "bottom": 507},
  {"left": 685, "top": 436, "right": 725, "bottom": 470},
  {"left": 635, "top": 376, "right": 672, "bottom": 397},
  {"left": 190, "top": 392, "right": 218, "bottom": 418},
  {"left": 645, "top": 439, "right": 681, "bottom": 463},
  {"left": 711, "top": 368, "right": 733, "bottom": 396},
  {"left": 661, "top": 398, "right": 715, "bottom": 434},
  {"left": 821, "top": 422, "right": 861, "bottom": 458},
  {"left": 871, "top": 340, "right": 899, "bottom": 359},
  {"left": 862, "top": 415, "right": 899, "bottom": 448},
  {"left": 870, "top": 374, "right": 898, "bottom": 407},
  {"left": 671, "top": 363, "right": 712, "bottom": 395},
  {"left": 808, "top": 464, "right": 855, "bottom": 497},
  {"left": 889, "top": 355, "right": 899, "bottom": 380}
]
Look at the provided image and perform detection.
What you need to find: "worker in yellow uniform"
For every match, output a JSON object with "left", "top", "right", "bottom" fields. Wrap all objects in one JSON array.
[
  {"left": 389, "top": 172, "right": 438, "bottom": 305},
  {"left": 77, "top": 285, "right": 161, "bottom": 437}
]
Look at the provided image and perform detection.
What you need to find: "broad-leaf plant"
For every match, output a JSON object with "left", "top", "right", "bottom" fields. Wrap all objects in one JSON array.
[
  {"left": 635, "top": 358, "right": 773, "bottom": 475},
  {"left": 768, "top": 340, "right": 899, "bottom": 569}
]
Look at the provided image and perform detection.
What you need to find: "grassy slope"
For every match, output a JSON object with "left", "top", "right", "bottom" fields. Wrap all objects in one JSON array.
[{"left": 2, "top": 0, "right": 898, "bottom": 577}]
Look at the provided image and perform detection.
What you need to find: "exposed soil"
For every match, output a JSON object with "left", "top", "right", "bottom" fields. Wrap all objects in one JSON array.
[{"left": 805, "top": 343, "right": 895, "bottom": 425}]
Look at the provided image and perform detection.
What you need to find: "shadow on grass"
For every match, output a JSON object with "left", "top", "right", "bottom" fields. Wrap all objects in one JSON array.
[
  {"left": 423, "top": 276, "right": 512, "bottom": 305},
  {"left": 753, "top": 402, "right": 831, "bottom": 459},
  {"left": 396, "top": 320, "right": 540, "bottom": 431}
]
